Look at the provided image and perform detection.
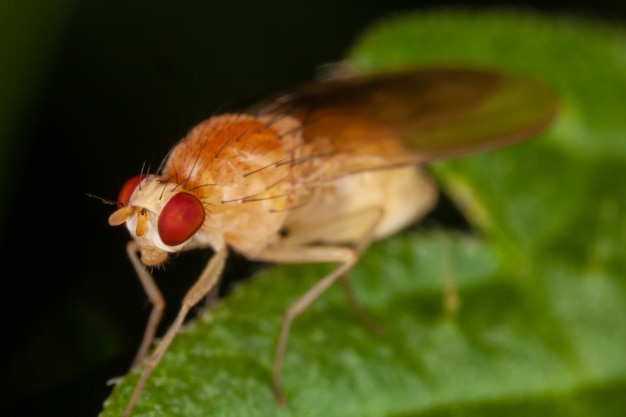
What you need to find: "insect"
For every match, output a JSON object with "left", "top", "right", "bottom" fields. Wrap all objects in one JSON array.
[{"left": 108, "top": 66, "right": 556, "bottom": 416}]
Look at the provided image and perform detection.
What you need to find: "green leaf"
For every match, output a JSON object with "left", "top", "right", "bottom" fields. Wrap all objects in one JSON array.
[{"left": 101, "top": 10, "right": 626, "bottom": 417}]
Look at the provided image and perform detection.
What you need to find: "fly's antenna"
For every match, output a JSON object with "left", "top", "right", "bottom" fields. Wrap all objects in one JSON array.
[{"left": 86, "top": 193, "right": 117, "bottom": 206}]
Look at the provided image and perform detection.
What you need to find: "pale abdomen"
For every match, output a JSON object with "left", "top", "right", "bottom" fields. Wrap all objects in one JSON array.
[{"left": 283, "top": 165, "right": 437, "bottom": 245}]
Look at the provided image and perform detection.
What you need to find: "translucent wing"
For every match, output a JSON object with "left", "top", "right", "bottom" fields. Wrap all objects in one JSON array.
[{"left": 249, "top": 67, "right": 556, "bottom": 169}]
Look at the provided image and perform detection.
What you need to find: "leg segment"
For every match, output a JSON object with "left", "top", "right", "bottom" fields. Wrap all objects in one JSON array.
[
  {"left": 122, "top": 248, "right": 227, "bottom": 417},
  {"left": 255, "top": 245, "right": 358, "bottom": 404},
  {"left": 126, "top": 241, "right": 165, "bottom": 368},
  {"left": 284, "top": 207, "right": 386, "bottom": 332}
]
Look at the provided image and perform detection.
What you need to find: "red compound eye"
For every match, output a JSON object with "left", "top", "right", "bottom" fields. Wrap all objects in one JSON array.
[
  {"left": 117, "top": 175, "right": 145, "bottom": 208},
  {"left": 158, "top": 192, "right": 205, "bottom": 246}
]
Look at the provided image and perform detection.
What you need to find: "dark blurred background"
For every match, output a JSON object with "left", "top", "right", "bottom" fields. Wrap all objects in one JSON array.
[{"left": 0, "top": 1, "right": 624, "bottom": 416}]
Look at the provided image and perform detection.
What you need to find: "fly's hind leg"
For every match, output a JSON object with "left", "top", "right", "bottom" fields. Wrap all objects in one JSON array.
[
  {"left": 282, "top": 206, "right": 386, "bottom": 333},
  {"left": 437, "top": 238, "right": 461, "bottom": 317},
  {"left": 256, "top": 244, "right": 358, "bottom": 405},
  {"left": 258, "top": 206, "right": 386, "bottom": 404}
]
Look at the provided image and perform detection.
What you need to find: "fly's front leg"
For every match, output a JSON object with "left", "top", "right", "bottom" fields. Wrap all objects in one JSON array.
[
  {"left": 121, "top": 248, "right": 227, "bottom": 417},
  {"left": 126, "top": 241, "right": 165, "bottom": 368}
]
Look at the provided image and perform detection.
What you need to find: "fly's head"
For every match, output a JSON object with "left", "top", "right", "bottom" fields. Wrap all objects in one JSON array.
[{"left": 108, "top": 175, "right": 206, "bottom": 265}]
